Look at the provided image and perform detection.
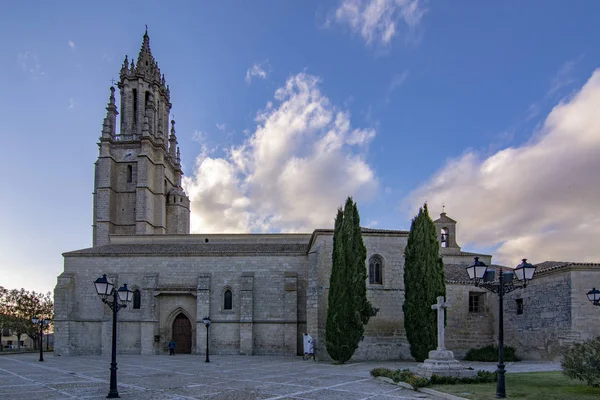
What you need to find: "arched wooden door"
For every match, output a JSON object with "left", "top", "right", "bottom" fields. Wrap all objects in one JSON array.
[{"left": 172, "top": 313, "right": 192, "bottom": 354}]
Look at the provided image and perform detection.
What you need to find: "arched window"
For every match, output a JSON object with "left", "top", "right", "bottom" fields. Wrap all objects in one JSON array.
[
  {"left": 223, "top": 289, "right": 233, "bottom": 310},
  {"left": 441, "top": 227, "right": 449, "bottom": 248},
  {"left": 127, "top": 165, "right": 133, "bottom": 183},
  {"left": 133, "top": 289, "right": 141, "bottom": 309},
  {"left": 369, "top": 255, "right": 383, "bottom": 284}
]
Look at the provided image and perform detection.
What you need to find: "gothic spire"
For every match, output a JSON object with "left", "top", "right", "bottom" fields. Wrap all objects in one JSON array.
[
  {"left": 102, "top": 86, "right": 118, "bottom": 138},
  {"left": 135, "top": 28, "right": 161, "bottom": 83}
]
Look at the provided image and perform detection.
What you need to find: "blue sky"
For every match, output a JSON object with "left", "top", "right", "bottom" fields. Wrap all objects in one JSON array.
[{"left": 2, "top": 0, "right": 600, "bottom": 294}]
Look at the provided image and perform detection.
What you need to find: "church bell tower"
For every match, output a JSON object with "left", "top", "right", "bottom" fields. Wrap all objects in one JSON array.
[{"left": 92, "top": 29, "right": 190, "bottom": 246}]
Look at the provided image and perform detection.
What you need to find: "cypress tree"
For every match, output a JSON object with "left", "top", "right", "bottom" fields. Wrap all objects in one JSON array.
[
  {"left": 402, "top": 203, "right": 446, "bottom": 362},
  {"left": 326, "top": 197, "right": 377, "bottom": 364}
]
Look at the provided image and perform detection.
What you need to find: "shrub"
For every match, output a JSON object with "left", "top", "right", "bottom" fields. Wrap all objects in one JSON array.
[
  {"left": 464, "top": 345, "right": 520, "bottom": 362},
  {"left": 430, "top": 370, "right": 497, "bottom": 384},
  {"left": 561, "top": 336, "right": 600, "bottom": 387},
  {"left": 370, "top": 368, "right": 496, "bottom": 388}
]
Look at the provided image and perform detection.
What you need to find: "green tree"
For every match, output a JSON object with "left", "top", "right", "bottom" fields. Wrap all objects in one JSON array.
[
  {"left": 2, "top": 288, "right": 54, "bottom": 350},
  {"left": 326, "top": 197, "right": 378, "bottom": 364},
  {"left": 402, "top": 203, "right": 446, "bottom": 362}
]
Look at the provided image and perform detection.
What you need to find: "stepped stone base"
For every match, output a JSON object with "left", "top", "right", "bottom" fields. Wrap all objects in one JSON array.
[{"left": 416, "top": 350, "right": 477, "bottom": 378}]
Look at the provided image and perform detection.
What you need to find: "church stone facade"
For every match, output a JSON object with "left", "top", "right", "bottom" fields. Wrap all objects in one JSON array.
[{"left": 54, "top": 32, "right": 600, "bottom": 361}]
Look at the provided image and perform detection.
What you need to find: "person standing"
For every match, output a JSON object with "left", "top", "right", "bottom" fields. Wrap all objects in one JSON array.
[{"left": 169, "top": 339, "right": 175, "bottom": 355}]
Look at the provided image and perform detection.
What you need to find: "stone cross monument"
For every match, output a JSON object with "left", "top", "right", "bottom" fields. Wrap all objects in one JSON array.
[
  {"left": 416, "top": 296, "right": 477, "bottom": 378},
  {"left": 432, "top": 296, "right": 449, "bottom": 351}
]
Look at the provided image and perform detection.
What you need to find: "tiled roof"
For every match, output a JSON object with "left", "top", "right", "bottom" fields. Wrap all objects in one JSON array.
[
  {"left": 444, "top": 264, "right": 472, "bottom": 283},
  {"left": 63, "top": 242, "right": 309, "bottom": 257},
  {"left": 534, "top": 261, "right": 600, "bottom": 274},
  {"left": 444, "top": 260, "right": 600, "bottom": 284}
]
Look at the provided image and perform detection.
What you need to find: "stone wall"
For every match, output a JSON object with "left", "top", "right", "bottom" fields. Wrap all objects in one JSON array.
[
  {"left": 55, "top": 251, "right": 308, "bottom": 356},
  {"left": 309, "top": 231, "right": 413, "bottom": 361},
  {"left": 500, "top": 267, "right": 600, "bottom": 360},
  {"left": 445, "top": 284, "right": 495, "bottom": 358}
]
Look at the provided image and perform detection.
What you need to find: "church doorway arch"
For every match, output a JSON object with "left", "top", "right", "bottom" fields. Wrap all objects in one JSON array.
[{"left": 172, "top": 313, "right": 192, "bottom": 354}]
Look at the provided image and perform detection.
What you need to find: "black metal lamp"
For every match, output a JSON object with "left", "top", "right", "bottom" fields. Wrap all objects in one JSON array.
[
  {"left": 513, "top": 259, "right": 536, "bottom": 287},
  {"left": 466, "top": 256, "right": 488, "bottom": 284},
  {"left": 587, "top": 288, "right": 600, "bottom": 306},
  {"left": 94, "top": 274, "right": 132, "bottom": 398},
  {"left": 94, "top": 274, "right": 114, "bottom": 301},
  {"left": 31, "top": 316, "right": 50, "bottom": 362},
  {"left": 465, "top": 256, "right": 535, "bottom": 399},
  {"left": 202, "top": 316, "right": 211, "bottom": 363},
  {"left": 117, "top": 283, "right": 133, "bottom": 305}
]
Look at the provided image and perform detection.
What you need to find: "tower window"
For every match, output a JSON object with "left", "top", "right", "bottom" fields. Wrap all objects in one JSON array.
[
  {"left": 133, "top": 289, "right": 141, "bottom": 309},
  {"left": 127, "top": 165, "right": 133, "bottom": 183},
  {"left": 441, "top": 227, "right": 449, "bottom": 248},
  {"left": 145, "top": 91, "right": 150, "bottom": 105},
  {"left": 223, "top": 289, "right": 233, "bottom": 310},
  {"left": 368, "top": 255, "right": 383, "bottom": 284},
  {"left": 132, "top": 89, "right": 138, "bottom": 125}
]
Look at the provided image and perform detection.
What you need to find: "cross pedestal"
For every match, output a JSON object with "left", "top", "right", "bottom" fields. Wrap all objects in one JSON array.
[{"left": 416, "top": 296, "right": 477, "bottom": 378}]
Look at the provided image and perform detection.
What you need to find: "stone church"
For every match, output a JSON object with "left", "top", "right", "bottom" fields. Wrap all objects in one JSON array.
[{"left": 54, "top": 31, "right": 600, "bottom": 361}]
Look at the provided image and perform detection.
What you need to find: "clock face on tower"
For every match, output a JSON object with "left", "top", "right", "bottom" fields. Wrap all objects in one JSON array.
[{"left": 124, "top": 150, "right": 134, "bottom": 160}]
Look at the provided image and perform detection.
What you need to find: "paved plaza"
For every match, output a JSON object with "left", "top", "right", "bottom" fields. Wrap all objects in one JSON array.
[{"left": 0, "top": 353, "right": 561, "bottom": 400}]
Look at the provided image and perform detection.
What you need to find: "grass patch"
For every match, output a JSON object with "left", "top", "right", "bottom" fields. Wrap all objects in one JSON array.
[{"left": 430, "top": 371, "right": 600, "bottom": 400}]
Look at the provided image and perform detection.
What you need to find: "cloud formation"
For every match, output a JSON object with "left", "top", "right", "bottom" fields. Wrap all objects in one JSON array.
[
  {"left": 405, "top": 69, "right": 600, "bottom": 265},
  {"left": 332, "top": 0, "right": 426, "bottom": 46},
  {"left": 17, "top": 52, "right": 43, "bottom": 79},
  {"left": 68, "top": 40, "right": 76, "bottom": 50},
  {"left": 183, "top": 73, "right": 378, "bottom": 233},
  {"left": 245, "top": 62, "right": 269, "bottom": 84}
]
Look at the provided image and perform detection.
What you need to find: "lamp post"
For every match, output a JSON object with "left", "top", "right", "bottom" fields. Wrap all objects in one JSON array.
[
  {"left": 94, "top": 274, "right": 133, "bottom": 399},
  {"left": 31, "top": 316, "right": 50, "bottom": 362},
  {"left": 466, "top": 257, "right": 536, "bottom": 399},
  {"left": 586, "top": 288, "right": 600, "bottom": 306},
  {"left": 202, "top": 316, "right": 211, "bottom": 363}
]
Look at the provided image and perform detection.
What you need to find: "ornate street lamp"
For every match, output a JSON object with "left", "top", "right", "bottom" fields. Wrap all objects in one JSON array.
[
  {"left": 202, "top": 316, "right": 211, "bottom": 363},
  {"left": 31, "top": 316, "right": 50, "bottom": 362},
  {"left": 587, "top": 288, "right": 600, "bottom": 306},
  {"left": 466, "top": 257, "right": 536, "bottom": 399},
  {"left": 94, "top": 274, "right": 133, "bottom": 399}
]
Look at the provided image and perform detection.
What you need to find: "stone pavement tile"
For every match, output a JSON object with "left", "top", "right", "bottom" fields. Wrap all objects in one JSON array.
[
  {"left": 253, "top": 383, "right": 318, "bottom": 396},
  {"left": 286, "top": 375, "right": 361, "bottom": 388},
  {"left": 0, "top": 383, "right": 44, "bottom": 394},
  {"left": 367, "top": 395, "right": 431, "bottom": 400},
  {"left": 0, "top": 376, "right": 32, "bottom": 386},
  {"left": 168, "top": 384, "right": 229, "bottom": 397},
  {"left": 333, "top": 379, "right": 413, "bottom": 395},
  {"left": 298, "top": 388, "right": 373, "bottom": 400},
  {"left": 0, "top": 390, "right": 72, "bottom": 400}
]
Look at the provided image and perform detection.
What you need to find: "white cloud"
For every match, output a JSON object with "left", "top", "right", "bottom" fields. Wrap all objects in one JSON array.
[
  {"left": 68, "top": 40, "right": 76, "bottom": 50},
  {"left": 548, "top": 56, "right": 583, "bottom": 97},
  {"left": 404, "top": 69, "right": 600, "bottom": 265},
  {"left": 332, "top": 0, "right": 427, "bottom": 46},
  {"left": 245, "top": 61, "right": 270, "bottom": 84},
  {"left": 183, "top": 72, "right": 378, "bottom": 233},
  {"left": 67, "top": 98, "right": 76, "bottom": 110},
  {"left": 389, "top": 70, "right": 409, "bottom": 93},
  {"left": 17, "top": 52, "right": 43, "bottom": 79}
]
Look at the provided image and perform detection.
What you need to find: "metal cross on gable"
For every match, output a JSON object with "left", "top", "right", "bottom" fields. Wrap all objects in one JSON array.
[{"left": 110, "top": 78, "right": 116, "bottom": 86}]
